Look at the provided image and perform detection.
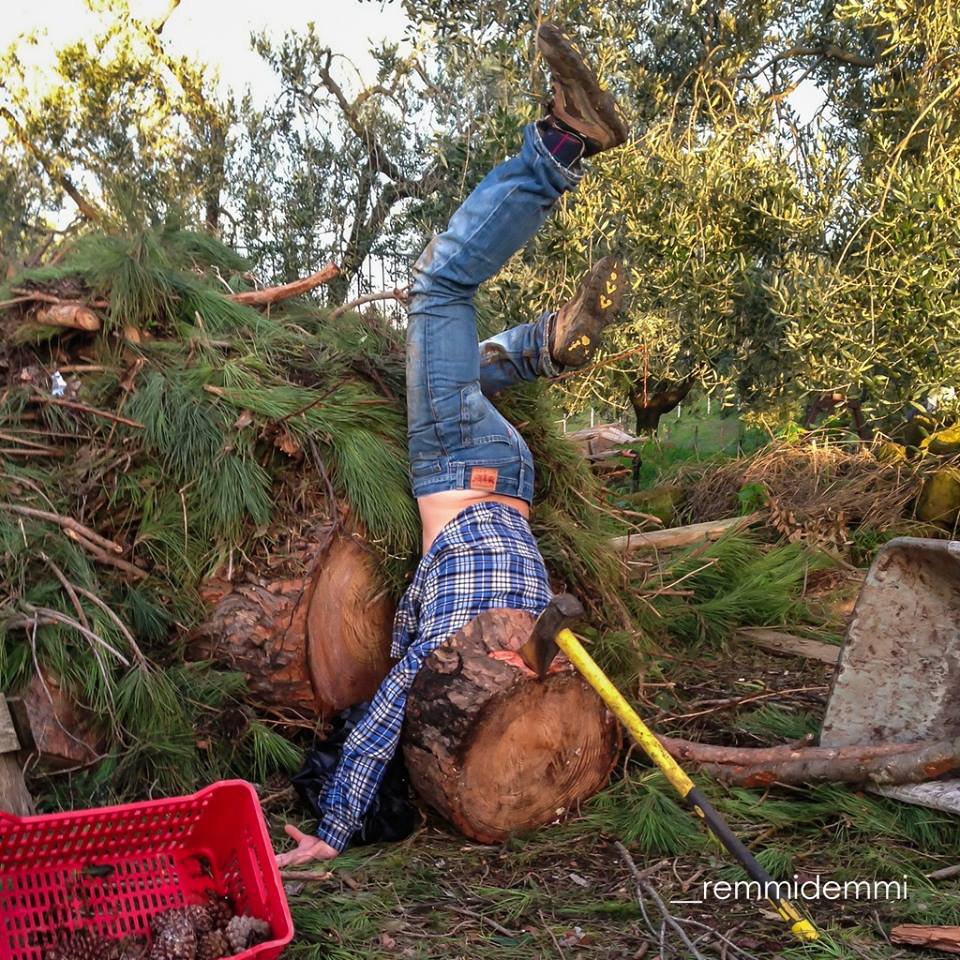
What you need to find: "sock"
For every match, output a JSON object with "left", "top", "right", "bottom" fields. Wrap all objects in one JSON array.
[{"left": 537, "top": 118, "right": 586, "bottom": 168}]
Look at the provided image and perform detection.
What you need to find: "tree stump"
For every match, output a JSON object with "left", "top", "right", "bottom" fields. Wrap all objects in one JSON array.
[
  {"left": 403, "top": 608, "right": 621, "bottom": 844},
  {"left": 190, "top": 524, "right": 395, "bottom": 717}
]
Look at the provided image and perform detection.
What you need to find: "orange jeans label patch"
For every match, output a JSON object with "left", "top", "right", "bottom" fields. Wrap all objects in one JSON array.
[{"left": 470, "top": 467, "right": 499, "bottom": 491}]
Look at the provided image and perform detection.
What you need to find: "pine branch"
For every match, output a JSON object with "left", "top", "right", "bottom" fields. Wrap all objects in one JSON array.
[
  {"left": 330, "top": 287, "right": 409, "bottom": 319},
  {"left": 227, "top": 263, "right": 340, "bottom": 305}
]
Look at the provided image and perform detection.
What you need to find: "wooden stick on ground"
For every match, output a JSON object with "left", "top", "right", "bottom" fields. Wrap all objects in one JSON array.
[
  {"left": 890, "top": 925, "right": 960, "bottom": 954},
  {"left": 0, "top": 697, "right": 33, "bottom": 816},
  {"left": 228, "top": 263, "right": 340, "bottom": 306},
  {"left": 279, "top": 870, "right": 335, "bottom": 882},
  {"left": 63, "top": 529, "right": 149, "bottom": 580},
  {"left": 610, "top": 515, "right": 759, "bottom": 554},
  {"left": 735, "top": 628, "right": 840, "bottom": 665}
]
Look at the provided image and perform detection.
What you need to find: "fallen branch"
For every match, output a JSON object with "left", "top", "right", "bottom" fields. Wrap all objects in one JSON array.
[
  {"left": 658, "top": 685, "right": 826, "bottom": 721},
  {"left": 0, "top": 447, "right": 64, "bottom": 458},
  {"left": 0, "top": 503, "right": 124, "bottom": 554},
  {"left": 890, "top": 924, "right": 960, "bottom": 954},
  {"left": 63, "top": 529, "right": 149, "bottom": 581},
  {"left": 228, "top": 264, "right": 340, "bottom": 306},
  {"left": 29, "top": 394, "right": 145, "bottom": 429},
  {"left": 16, "top": 605, "right": 130, "bottom": 667},
  {"left": 329, "top": 286, "right": 409, "bottom": 319},
  {"left": 615, "top": 841, "right": 707, "bottom": 960},
  {"left": 657, "top": 734, "right": 960, "bottom": 787},
  {"left": 735, "top": 628, "right": 840, "bottom": 666},
  {"left": 10, "top": 288, "right": 109, "bottom": 309},
  {"left": 610, "top": 515, "right": 759, "bottom": 554},
  {"left": 72, "top": 584, "right": 149, "bottom": 668}
]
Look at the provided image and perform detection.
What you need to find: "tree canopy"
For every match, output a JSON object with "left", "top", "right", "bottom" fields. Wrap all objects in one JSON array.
[{"left": 1, "top": 0, "right": 957, "bottom": 428}]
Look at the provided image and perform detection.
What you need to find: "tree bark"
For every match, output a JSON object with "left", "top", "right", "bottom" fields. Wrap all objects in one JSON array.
[{"left": 403, "top": 608, "right": 621, "bottom": 844}]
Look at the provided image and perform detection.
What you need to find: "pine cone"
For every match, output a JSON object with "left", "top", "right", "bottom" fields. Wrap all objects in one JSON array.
[
  {"left": 117, "top": 937, "right": 149, "bottom": 960},
  {"left": 202, "top": 894, "right": 234, "bottom": 930},
  {"left": 224, "top": 916, "right": 270, "bottom": 954},
  {"left": 150, "top": 911, "right": 196, "bottom": 960},
  {"left": 47, "top": 931, "right": 111, "bottom": 960},
  {"left": 196, "top": 931, "right": 229, "bottom": 960},
  {"left": 181, "top": 905, "right": 216, "bottom": 936}
]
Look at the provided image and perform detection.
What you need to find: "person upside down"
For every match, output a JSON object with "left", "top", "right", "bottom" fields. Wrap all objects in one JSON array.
[{"left": 277, "top": 22, "right": 629, "bottom": 866}]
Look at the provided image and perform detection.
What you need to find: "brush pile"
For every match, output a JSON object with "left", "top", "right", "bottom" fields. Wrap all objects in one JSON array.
[
  {"left": 681, "top": 439, "right": 944, "bottom": 551},
  {"left": 0, "top": 224, "right": 624, "bottom": 801}
]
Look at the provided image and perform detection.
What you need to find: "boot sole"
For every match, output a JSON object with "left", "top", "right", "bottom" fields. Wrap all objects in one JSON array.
[
  {"left": 536, "top": 23, "right": 628, "bottom": 147},
  {"left": 555, "top": 256, "right": 626, "bottom": 365}
]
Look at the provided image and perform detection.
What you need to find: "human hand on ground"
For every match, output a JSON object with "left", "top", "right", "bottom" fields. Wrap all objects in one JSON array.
[{"left": 275, "top": 824, "right": 339, "bottom": 867}]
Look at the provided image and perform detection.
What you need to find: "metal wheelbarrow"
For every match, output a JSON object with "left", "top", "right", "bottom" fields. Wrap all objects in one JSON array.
[{"left": 821, "top": 537, "right": 960, "bottom": 812}]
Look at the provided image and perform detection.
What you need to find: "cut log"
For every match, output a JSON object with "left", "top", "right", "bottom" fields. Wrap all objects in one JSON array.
[
  {"left": 190, "top": 525, "right": 395, "bottom": 716},
  {"left": 34, "top": 302, "right": 100, "bottom": 331},
  {"left": 403, "top": 609, "right": 621, "bottom": 844},
  {"left": 890, "top": 924, "right": 960, "bottom": 954},
  {"left": 306, "top": 536, "right": 395, "bottom": 714},
  {"left": 610, "top": 515, "right": 758, "bottom": 554}
]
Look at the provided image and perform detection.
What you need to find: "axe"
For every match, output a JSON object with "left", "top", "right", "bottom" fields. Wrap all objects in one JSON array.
[{"left": 518, "top": 594, "right": 819, "bottom": 944}]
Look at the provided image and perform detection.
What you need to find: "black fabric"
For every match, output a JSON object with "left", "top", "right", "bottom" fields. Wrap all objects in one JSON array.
[{"left": 291, "top": 703, "right": 417, "bottom": 847}]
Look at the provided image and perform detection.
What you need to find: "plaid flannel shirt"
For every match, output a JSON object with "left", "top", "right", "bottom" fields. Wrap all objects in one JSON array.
[{"left": 317, "top": 501, "right": 552, "bottom": 851}]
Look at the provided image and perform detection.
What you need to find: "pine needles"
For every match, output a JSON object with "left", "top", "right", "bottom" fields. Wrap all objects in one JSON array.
[{"left": 630, "top": 532, "right": 832, "bottom": 648}]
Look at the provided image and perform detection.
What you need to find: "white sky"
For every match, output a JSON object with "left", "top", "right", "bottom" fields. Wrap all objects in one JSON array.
[
  {"left": 0, "top": 0, "right": 413, "bottom": 101},
  {"left": 1, "top": 2, "right": 824, "bottom": 125}
]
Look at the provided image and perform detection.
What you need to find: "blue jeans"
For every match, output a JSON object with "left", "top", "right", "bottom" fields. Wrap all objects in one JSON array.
[{"left": 406, "top": 122, "right": 584, "bottom": 503}]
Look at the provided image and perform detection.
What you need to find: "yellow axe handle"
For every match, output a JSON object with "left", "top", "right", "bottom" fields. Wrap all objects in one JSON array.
[{"left": 555, "top": 627, "right": 819, "bottom": 944}]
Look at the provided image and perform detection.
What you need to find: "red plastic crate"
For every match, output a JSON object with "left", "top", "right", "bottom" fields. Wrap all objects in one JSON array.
[{"left": 0, "top": 780, "right": 293, "bottom": 960}]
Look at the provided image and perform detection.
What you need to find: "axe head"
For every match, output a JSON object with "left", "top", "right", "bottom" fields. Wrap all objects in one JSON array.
[{"left": 517, "top": 593, "right": 585, "bottom": 679}]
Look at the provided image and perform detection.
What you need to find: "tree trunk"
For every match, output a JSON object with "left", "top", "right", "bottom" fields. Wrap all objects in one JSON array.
[
  {"left": 190, "top": 523, "right": 395, "bottom": 718},
  {"left": 630, "top": 375, "right": 694, "bottom": 435},
  {"left": 403, "top": 608, "right": 621, "bottom": 844}
]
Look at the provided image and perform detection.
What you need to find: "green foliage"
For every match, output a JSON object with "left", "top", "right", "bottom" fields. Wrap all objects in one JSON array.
[
  {"left": 735, "top": 704, "right": 821, "bottom": 743},
  {"left": 630, "top": 533, "right": 832, "bottom": 648},
  {"left": 583, "top": 771, "right": 707, "bottom": 855}
]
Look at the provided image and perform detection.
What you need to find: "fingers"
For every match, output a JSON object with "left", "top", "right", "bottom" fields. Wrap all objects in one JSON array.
[
  {"left": 276, "top": 845, "right": 313, "bottom": 868},
  {"left": 283, "top": 823, "right": 308, "bottom": 842}
]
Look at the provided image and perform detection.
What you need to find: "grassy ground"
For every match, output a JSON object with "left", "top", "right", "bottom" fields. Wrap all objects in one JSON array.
[{"left": 265, "top": 583, "right": 960, "bottom": 959}]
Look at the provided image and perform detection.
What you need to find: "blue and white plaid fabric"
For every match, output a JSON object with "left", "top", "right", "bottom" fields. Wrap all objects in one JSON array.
[{"left": 317, "top": 501, "right": 552, "bottom": 850}]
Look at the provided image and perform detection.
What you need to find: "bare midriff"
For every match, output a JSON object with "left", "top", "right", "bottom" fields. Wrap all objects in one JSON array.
[{"left": 418, "top": 490, "right": 530, "bottom": 552}]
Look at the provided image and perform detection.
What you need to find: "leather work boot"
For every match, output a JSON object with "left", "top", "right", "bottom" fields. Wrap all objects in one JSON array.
[
  {"left": 536, "top": 23, "right": 629, "bottom": 155},
  {"left": 550, "top": 256, "right": 626, "bottom": 368}
]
